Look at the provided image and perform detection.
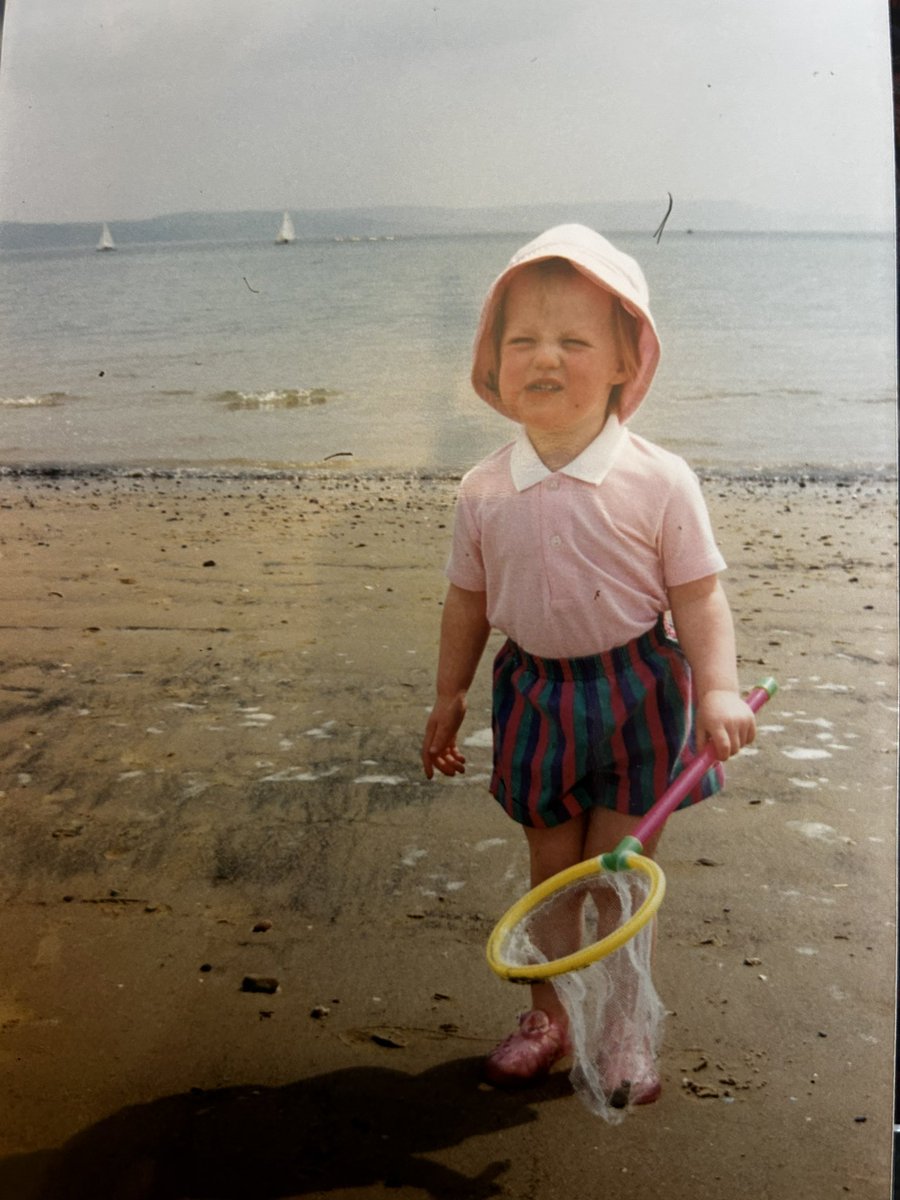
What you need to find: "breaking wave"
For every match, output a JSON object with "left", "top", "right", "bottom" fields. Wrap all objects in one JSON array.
[
  {"left": 209, "top": 388, "right": 337, "bottom": 411},
  {"left": 1, "top": 392, "right": 70, "bottom": 407}
]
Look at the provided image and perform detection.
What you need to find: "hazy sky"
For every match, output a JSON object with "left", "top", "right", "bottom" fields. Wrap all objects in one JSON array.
[{"left": 0, "top": 0, "right": 894, "bottom": 225}]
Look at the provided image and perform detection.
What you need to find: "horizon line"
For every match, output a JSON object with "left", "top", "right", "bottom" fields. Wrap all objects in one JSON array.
[{"left": 0, "top": 199, "right": 891, "bottom": 233}]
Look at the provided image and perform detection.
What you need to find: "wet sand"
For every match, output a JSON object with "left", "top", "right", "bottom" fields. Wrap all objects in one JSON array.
[{"left": 0, "top": 467, "right": 896, "bottom": 1199}]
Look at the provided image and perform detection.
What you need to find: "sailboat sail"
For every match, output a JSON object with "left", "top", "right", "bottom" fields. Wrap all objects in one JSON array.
[
  {"left": 275, "top": 212, "right": 296, "bottom": 244},
  {"left": 96, "top": 223, "right": 116, "bottom": 251}
]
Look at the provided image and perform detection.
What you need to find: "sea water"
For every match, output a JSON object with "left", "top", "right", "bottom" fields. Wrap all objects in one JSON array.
[{"left": 0, "top": 231, "right": 895, "bottom": 474}]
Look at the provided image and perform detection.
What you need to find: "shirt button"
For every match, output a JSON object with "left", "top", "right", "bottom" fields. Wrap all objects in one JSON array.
[
  {"left": 550, "top": 534, "right": 562, "bottom": 547},
  {"left": 548, "top": 478, "right": 560, "bottom": 491}
]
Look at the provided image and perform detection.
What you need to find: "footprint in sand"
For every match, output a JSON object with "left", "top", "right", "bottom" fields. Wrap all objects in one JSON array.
[
  {"left": 785, "top": 820, "right": 852, "bottom": 845},
  {"left": 305, "top": 720, "right": 337, "bottom": 739},
  {"left": 239, "top": 708, "right": 276, "bottom": 728}
]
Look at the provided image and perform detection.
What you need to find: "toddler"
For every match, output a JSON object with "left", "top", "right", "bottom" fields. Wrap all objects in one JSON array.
[{"left": 421, "top": 225, "right": 756, "bottom": 1101}]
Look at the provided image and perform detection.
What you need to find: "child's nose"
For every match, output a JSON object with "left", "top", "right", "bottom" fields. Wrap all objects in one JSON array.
[{"left": 533, "top": 340, "right": 561, "bottom": 368}]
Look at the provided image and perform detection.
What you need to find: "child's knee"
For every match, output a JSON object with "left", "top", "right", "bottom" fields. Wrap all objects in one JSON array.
[{"left": 524, "top": 813, "right": 588, "bottom": 882}]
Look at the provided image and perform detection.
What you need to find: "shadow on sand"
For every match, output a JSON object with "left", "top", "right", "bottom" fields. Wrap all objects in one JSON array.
[{"left": 0, "top": 1055, "right": 572, "bottom": 1199}]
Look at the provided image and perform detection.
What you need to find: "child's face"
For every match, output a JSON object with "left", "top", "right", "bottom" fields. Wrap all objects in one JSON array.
[{"left": 497, "top": 267, "right": 628, "bottom": 445}]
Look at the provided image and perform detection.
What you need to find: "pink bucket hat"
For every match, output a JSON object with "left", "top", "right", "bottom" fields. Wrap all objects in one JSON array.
[{"left": 471, "top": 224, "right": 661, "bottom": 424}]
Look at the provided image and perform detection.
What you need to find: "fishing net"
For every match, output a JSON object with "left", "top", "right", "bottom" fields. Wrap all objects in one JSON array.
[{"left": 500, "top": 866, "right": 665, "bottom": 1124}]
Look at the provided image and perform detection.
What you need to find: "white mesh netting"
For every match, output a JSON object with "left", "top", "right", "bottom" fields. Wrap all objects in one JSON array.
[{"left": 501, "top": 868, "right": 665, "bottom": 1124}]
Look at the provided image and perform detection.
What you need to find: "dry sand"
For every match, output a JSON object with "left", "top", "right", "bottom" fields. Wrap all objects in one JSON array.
[{"left": 0, "top": 467, "right": 896, "bottom": 1199}]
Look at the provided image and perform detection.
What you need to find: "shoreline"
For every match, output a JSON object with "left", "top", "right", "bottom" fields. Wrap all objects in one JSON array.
[{"left": 1, "top": 459, "right": 896, "bottom": 484}]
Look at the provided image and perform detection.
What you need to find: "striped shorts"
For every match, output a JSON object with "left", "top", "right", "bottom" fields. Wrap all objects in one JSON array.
[{"left": 490, "top": 616, "right": 723, "bottom": 828}]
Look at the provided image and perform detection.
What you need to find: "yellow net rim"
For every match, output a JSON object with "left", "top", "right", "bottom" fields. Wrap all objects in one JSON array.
[{"left": 485, "top": 853, "right": 666, "bottom": 981}]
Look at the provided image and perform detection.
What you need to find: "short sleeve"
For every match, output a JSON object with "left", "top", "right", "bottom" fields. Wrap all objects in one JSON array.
[
  {"left": 659, "top": 466, "right": 727, "bottom": 588},
  {"left": 445, "top": 487, "right": 487, "bottom": 591}
]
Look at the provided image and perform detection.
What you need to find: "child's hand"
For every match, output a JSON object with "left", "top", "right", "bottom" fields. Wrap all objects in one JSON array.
[
  {"left": 696, "top": 689, "right": 756, "bottom": 761},
  {"left": 422, "top": 695, "right": 469, "bottom": 779}
]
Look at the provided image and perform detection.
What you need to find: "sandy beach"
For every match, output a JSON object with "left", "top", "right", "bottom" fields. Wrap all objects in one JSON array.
[{"left": 0, "top": 466, "right": 896, "bottom": 1199}]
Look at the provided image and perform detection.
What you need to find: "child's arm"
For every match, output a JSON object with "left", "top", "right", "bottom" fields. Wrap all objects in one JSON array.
[
  {"left": 667, "top": 574, "right": 756, "bottom": 761},
  {"left": 422, "top": 583, "right": 491, "bottom": 779}
]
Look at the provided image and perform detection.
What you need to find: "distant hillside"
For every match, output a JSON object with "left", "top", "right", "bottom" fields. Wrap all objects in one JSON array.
[{"left": 0, "top": 201, "right": 888, "bottom": 251}]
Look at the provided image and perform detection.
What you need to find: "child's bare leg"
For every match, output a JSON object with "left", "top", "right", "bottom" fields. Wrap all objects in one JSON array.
[
  {"left": 582, "top": 807, "right": 662, "bottom": 927},
  {"left": 482, "top": 814, "right": 588, "bottom": 1086},
  {"left": 582, "top": 807, "right": 663, "bottom": 1103},
  {"left": 522, "top": 814, "right": 589, "bottom": 1028}
]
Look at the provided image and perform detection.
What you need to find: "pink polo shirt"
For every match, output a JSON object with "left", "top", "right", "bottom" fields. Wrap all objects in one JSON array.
[{"left": 446, "top": 416, "right": 726, "bottom": 659}]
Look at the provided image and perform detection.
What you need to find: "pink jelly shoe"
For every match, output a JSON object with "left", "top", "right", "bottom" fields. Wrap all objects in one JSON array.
[
  {"left": 608, "top": 1073, "right": 662, "bottom": 1108},
  {"left": 603, "top": 1051, "right": 662, "bottom": 1108},
  {"left": 598, "top": 1036, "right": 661, "bottom": 1108},
  {"left": 483, "top": 1010, "right": 569, "bottom": 1087}
]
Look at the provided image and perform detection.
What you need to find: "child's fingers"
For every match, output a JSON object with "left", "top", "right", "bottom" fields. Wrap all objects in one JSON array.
[
  {"left": 701, "top": 718, "right": 754, "bottom": 762},
  {"left": 422, "top": 701, "right": 467, "bottom": 776},
  {"left": 434, "top": 747, "right": 467, "bottom": 776},
  {"left": 697, "top": 695, "right": 757, "bottom": 762},
  {"left": 695, "top": 717, "right": 725, "bottom": 761},
  {"left": 421, "top": 715, "right": 450, "bottom": 775},
  {"left": 425, "top": 747, "right": 467, "bottom": 778},
  {"left": 723, "top": 710, "right": 757, "bottom": 757},
  {"left": 422, "top": 722, "right": 467, "bottom": 778}
]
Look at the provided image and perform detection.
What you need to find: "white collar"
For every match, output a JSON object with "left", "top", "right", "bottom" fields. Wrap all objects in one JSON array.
[{"left": 509, "top": 414, "right": 626, "bottom": 492}]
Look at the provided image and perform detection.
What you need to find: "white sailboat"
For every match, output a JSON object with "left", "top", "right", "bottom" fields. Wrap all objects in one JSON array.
[
  {"left": 275, "top": 212, "right": 296, "bottom": 244},
  {"left": 96, "top": 223, "right": 116, "bottom": 251}
]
